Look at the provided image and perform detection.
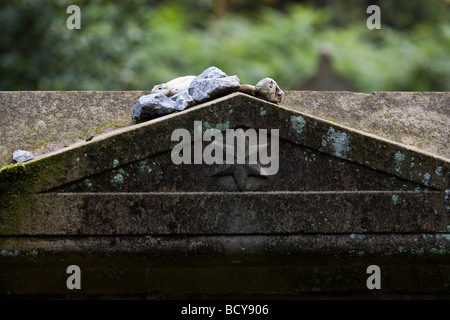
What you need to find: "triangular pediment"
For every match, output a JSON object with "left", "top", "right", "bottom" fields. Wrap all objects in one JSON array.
[
  {"left": 50, "top": 135, "right": 428, "bottom": 193},
  {"left": 1, "top": 92, "right": 448, "bottom": 236},
  {"left": 3, "top": 92, "right": 446, "bottom": 193}
]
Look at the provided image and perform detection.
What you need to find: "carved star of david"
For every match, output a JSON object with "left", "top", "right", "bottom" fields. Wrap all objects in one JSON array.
[{"left": 212, "top": 140, "right": 269, "bottom": 191}]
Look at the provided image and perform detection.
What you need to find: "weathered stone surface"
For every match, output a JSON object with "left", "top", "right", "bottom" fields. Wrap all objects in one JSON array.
[
  {"left": 254, "top": 77, "right": 284, "bottom": 103},
  {"left": 2, "top": 93, "right": 447, "bottom": 196},
  {"left": 51, "top": 138, "right": 434, "bottom": 193},
  {"left": 283, "top": 91, "right": 450, "bottom": 160},
  {"left": 151, "top": 75, "right": 195, "bottom": 97},
  {"left": 1, "top": 91, "right": 448, "bottom": 169},
  {"left": 1, "top": 191, "right": 445, "bottom": 236},
  {"left": 0, "top": 91, "right": 144, "bottom": 168},
  {"left": 132, "top": 92, "right": 178, "bottom": 122},
  {"left": 12, "top": 150, "right": 34, "bottom": 163},
  {"left": 188, "top": 67, "right": 240, "bottom": 103},
  {"left": 0, "top": 91, "right": 449, "bottom": 299}
]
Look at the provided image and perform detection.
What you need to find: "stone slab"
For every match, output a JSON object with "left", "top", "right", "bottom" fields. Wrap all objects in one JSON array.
[
  {"left": 0, "top": 91, "right": 449, "bottom": 298},
  {"left": 1, "top": 90, "right": 449, "bottom": 171},
  {"left": 0, "top": 235, "right": 449, "bottom": 297},
  {"left": 1, "top": 93, "right": 448, "bottom": 196},
  {"left": 0, "top": 91, "right": 146, "bottom": 168},
  {"left": 0, "top": 191, "right": 447, "bottom": 236},
  {"left": 284, "top": 91, "right": 450, "bottom": 160}
]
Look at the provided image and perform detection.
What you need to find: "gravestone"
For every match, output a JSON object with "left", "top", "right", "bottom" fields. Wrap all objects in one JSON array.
[
  {"left": 0, "top": 91, "right": 449, "bottom": 298},
  {"left": 293, "top": 48, "right": 356, "bottom": 91}
]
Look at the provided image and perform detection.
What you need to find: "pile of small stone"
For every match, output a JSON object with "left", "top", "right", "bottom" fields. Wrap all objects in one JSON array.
[{"left": 132, "top": 66, "right": 284, "bottom": 123}]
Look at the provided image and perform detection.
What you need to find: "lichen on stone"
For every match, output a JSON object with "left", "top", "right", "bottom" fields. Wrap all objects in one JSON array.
[
  {"left": 112, "top": 174, "right": 124, "bottom": 185},
  {"left": 290, "top": 115, "right": 306, "bottom": 135},
  {"left": 322, "top": 127, "right": 350, "bottom": 159},
  {"left": 394, "top": 151, "right": 405, "bottom": 174},
  {"left": 392, "top": 194, "right": 399, "bottom": 205}
]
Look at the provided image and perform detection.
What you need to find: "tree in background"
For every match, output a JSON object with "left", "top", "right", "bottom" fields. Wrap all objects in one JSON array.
[{"left": 1, "top": 0, "right": 449, "bottom": 92}]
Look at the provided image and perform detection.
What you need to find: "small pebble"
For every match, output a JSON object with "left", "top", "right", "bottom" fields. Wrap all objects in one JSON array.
[{"left": 13, "top": 150, "right": 34, "bottom": 163}]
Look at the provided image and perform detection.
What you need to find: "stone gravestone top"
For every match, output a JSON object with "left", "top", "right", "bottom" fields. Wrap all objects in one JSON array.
[{"left": 0, "top": 91, "right": 449, "bottom": 298}]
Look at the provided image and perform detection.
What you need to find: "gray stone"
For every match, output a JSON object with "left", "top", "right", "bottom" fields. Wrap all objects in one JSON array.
[
  {"left": 171, "top": 90, "right": 195, "bottom": 111},
  {"left": 151, "top": 75, "right": 196, "bottom": 97},
  {"left": 189, "top": 75, "right": 240, "bottom": 103},
  {"left": 132, "top": 92, "right": 178, "bottom": 122},
  {"left": 188, "top": 66, "right": 240, "bottom": 103},
  {"left": 12, "top": 150, "right": 34, "bottom": 163},
  {"left": 193, "top": 66, "right": 228, "bottom": 80},
  {"left": 254, "top": 78, "right": 284, "bottom": 103}
]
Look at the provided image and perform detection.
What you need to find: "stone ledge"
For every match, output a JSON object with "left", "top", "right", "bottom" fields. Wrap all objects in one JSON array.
[
  {"left": 1, "top": 91, "right": 449, "bottom": 169},
  {"left": 0, "top": 235, "right": 449, "bottom": 297},
  {"left": 1, "top": 192, "right": 447, "bottom": 236},
  {"left": 284, "top": 91, "right": 450, "bottom": 160},
  {"left": 0, "top": 91, "right": 146, "bottom": 168},
  {"left": 1, "top": 234, "right": 449, "bottom": 257}
]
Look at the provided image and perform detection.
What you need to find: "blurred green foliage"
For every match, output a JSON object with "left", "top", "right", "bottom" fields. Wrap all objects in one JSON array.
[{"left": 1, "top": 0, "right": 449, "bottom": 92}]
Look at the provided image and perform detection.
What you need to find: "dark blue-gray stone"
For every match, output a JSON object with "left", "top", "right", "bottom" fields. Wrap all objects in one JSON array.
[{"left": 132, "top": 93, "right": 178, "bottom": 122}]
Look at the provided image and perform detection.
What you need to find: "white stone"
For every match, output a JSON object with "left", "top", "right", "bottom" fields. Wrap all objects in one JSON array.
[
  {"left": 13, "top": 150, "right": 34, "bottom": 163},
  {"left": 151, "top": 75, "right": 196, "bottom": 97}
]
